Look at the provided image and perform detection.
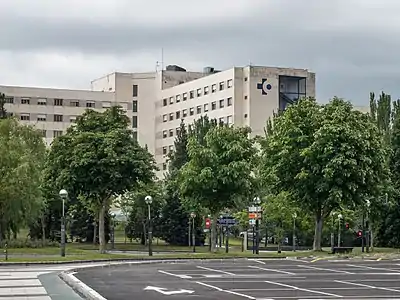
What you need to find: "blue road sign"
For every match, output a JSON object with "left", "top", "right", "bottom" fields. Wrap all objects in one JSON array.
[{"left": 217, "top": 216, "right": 237, "bottom": 226}]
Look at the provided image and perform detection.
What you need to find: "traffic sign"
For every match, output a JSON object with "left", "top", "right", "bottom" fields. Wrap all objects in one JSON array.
[
  {"left": 217, "top": 216, "right": 237, "bottom": 226},
  {"left": 249, "top": 219, "right": 256, "bottom": 225},
  {"left": 205, "top": 218, "right": 211, "bottom": 229},
  {"left": 248, "top": 212, "right": 262, "bottom": 219},
  {"left": 248, "top": 206, "right": 262, "bottom": 213}
]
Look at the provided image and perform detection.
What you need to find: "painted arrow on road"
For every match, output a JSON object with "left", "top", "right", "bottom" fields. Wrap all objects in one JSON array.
[{"left": 144, "top": 286, "right": 195, "bottom": 295}]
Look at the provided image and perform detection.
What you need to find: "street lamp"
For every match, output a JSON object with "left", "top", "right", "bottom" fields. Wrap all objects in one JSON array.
[
  {"left": 292, "top": 212, "right": 297, "bottom": 252},
  {"left": 337, "top": 213, "right": 343, "bottom": 247},
  {"left": 144, "top": 195, "right": 153, "bottom": 256},
  {"left": 331, "top": 212, "right": 336, "bottom": 252},
  {"left": 253, "top": 197, "right": 261, "bottom": 254},
  {"left": 361, "top": 199, "right": 371, "bottom": 253},
  {"left": 59, "top": 189, "right": 68, "bottom": 257},
  {"left": 190, "top": 212, "right": 196, "bottom": 253}
]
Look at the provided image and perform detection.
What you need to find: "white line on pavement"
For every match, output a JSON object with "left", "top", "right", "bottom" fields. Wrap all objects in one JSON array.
[
  {"left": 158, "top": 270, "right": 192, "bottom": 279},
  {"left": 264, "top": 280, "right": 343, "bottom": 298},
  {"left": 249, "top": 265, "right": 296, "bottom": 275},
  {"left": 196, "top": 266, "right": 235, "bottom": 275},
  {"left": 347, "top": 264, "right": 400, "bottom": 273},
  {"left": 247, "top": 259, "right": 266, "bottom": 264},
  {"left": 195, "top": 281, "right": 269, "bottom": 299},
  {"left": 335, "top": 280, "right": 400, "bottom": 293},
  {"left": 297, "top": 265, "right": 354, "bottom": 274}
]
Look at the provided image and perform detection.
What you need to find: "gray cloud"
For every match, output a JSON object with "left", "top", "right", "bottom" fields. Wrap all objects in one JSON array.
[{"left": 1, "top": 0, "right": 400, "bottom": 104}]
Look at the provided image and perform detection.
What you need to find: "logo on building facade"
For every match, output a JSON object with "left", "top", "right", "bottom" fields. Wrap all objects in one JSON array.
[{"left": 257, "top": 79, "right": 272, "bottom": 95}]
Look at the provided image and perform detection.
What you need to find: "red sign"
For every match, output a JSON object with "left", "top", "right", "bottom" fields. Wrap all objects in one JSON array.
[{"left": 205, "top": 218, "right": 211, "bottom": 229}]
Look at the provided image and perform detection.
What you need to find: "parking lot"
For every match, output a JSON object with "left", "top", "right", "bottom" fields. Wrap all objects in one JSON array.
[{"left": 75, "top": 258, "right": 400, "bottom": 299}]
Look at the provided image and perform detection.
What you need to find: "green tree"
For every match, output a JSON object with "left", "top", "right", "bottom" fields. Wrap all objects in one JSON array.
[
  {"left": 179, "top": 125, "right": 257, "bottom": 252},
  {"left": 261, "top": 97, "right": 387, "bottom": 250},
  {"left": 0, "top": 118, "right": 46, "bottom": 241},
  {"left": 0, "top": 93, "right": 7, "bottom": 119},
  {"left": 44, "top": 106, "right": 156, "bottom": 253}
]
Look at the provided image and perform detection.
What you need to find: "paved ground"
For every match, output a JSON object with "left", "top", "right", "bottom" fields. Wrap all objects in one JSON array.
[
  {"left": 0, "top": 264, "right": 97, "bottom": 300},
  {"left": 75, "top": 258, "right": 400, "bottom": 300}
]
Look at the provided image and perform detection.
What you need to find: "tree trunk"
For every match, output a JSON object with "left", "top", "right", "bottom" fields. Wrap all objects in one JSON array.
[
  {"left": 41, "top": 214, "right": 46, "bottom": 246},
  {"left": 98, "top": 204, "right": 106, "bottom": 254},
  {"left": 210, "top": 213, "right": 218, "bottom": 253},
  {"left": 313, "top": 212, "right": 324, "bottom": 251}
]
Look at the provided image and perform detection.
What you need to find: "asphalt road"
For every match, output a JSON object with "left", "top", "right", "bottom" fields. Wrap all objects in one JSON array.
[{"left": 75, "top": 258, "right": 400, "bottom": 300}]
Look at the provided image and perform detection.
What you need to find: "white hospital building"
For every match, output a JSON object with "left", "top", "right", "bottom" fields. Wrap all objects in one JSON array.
[{"left": 1, "top": 65, "right": 316, "bottom": 178}]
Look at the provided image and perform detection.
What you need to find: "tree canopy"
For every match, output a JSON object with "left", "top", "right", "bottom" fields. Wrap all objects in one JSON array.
[
  {"left": 43, "top": 106, "right": 156, "bottom": 252},
  {"left": 260, "top": 97, "right": 387, "bottom": 250}
]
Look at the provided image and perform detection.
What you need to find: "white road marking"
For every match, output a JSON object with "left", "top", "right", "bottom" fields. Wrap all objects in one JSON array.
[
  {"left": 247, "top": 259, "right": 266, "bottom": 264},
  {"left": 335, "top": 280, "right": 400, "bottom": 293},
  {"left": 196, "top": 265, "right": 235, "bottom": 275},
  {"left": 144, "top": 286, "right": 194, "bottom": 295},
  {"left": 196, "top": 281, "right": 264, "bottom": 299},
  {"left": 158, "top": 270, "right": 192, "bottom": 279},
  {"left": 264, "top": 280, "right": 342, "bottom": 298},
  {"left": 249, "top": 265, "right": 296, "bottom": 275},
  {"left": 347, "top": 264, "right": 400, "bottom": 273},
  {"left": 202, "top": 274, "right": 222, "bottom": 278},
  {"left": 297, "top": 265, "right": 353, "bottom": 274}
]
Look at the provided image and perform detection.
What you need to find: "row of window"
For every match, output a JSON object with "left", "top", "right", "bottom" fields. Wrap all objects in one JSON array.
[
  {"left": 4, "top": 96, "right": 137, "bottom": 111},
  {"left": 162, "top": 97, "right": 232, "bottom": 123},
  {"left": 162, "top": 79, "right": 233, "bottom": 107},
  {"left": 19, "top": 113, "right": 76, "bottom": 122},
  {"left": 162, "top": 115, "right": 233, "bottom": 139}
]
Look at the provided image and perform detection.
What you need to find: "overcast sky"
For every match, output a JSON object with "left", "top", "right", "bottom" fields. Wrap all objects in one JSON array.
[{"left": 1, "top": 0, "right": 399, "bottom": 105}]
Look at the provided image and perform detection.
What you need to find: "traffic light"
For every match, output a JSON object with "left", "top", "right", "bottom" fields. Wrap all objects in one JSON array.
[
  {"left": 357, "top": 230, "right": 362, "bottom": 237},
  {"left": 345, "top": 223, "right": 349, "bottom": 229}
]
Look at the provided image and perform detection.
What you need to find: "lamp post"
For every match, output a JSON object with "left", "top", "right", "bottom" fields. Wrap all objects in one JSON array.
[
  {"left": 190, "top": 212, "right": 196, "bottom": 253},
  {"left": 365, "top": 199, "right": 371, "bottom": 253},
  {"left": 292, "top": 212, "right": 297, "bottom": 252},
  {"left": 144, "top": 195, "right": 153, "bottom": 256},
  {"left": 337, "top": 214, "right": 343, "bottom": 247},
  {"left": 59, "top": 189, "right": 68, "bottom": 257},
  {"left": 253, "top": 196, "right": 261, "bottom": 255}
]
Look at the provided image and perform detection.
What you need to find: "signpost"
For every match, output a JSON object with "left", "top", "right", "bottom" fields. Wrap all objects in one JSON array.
[{"left": 248, "top": 197, "right": 262, "bottom": 254}]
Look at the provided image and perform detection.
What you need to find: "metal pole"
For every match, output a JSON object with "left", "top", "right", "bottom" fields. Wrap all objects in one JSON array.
[
  {"left": 331, "top": 215, "right": 334, "bottom": 252},
  {"left": 219, "top": 226, "right": 222, "bottom": 248},
  {"left": 192, "top": 217, "right": 196, "bottom": 253},
  {"left": 361, "top": 211, "right": 365, "bottom": 253},
  {"left": 61, "top": 198, "right": 65, "bottom": 257},
  {"left": 225, "top": 226, "right": 229, "bottom": 253},
  {"left": 366, "top": 214, "right": 370, "bottom": 253},
  {"left": 252, "top": 225, "right": 255, "bottom": 254},
  {"left": 337, "top": 218, "right": 341, "bottom": 247},
  {"left": 255, "top": 219, "right": 259, "bottom": 254},
  {"left": 188, "top": 218, "right": 191, "bottom": 247},
  {"left": 293, "top": 217, "right": 296, "bottom": 252},
  {"left": 148, "top": 204, "right": 153, "bottom": 256}
]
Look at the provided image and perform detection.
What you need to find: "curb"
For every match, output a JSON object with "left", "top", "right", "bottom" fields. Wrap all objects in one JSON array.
[
  {"left": 59, "top": 272, "right": 106, "bottom": 300},
  {"left": 0, "top": 255, "right": 304, "bottom": 266}
]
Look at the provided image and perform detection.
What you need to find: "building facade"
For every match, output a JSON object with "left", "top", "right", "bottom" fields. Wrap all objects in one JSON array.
[{"left": 1, "top": 65, "right": 316, "bottom": 178}]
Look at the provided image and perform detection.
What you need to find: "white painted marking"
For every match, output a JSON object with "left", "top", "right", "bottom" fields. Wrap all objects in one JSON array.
[
  {"left": 347, "top": 264, "right": 400, "bottom": 273},
  {"left": 196, "top": 281, "right": 260, "bottom": 299},
  {"left": 335, "top": 280, "right": 400, "bottom": 293},
  {"left": 249, "top": 265, "right": 296, "bottom": 275},
  {"left": 158, "top": 270, "right": 192, "bottom": 279},
  {"left": 264, "top": 280, "right": 342, "bottom": 298},
  {"left": 0, "top": 278, "right": 41, "bottom": 287},
  {"left": 63, "top": 272, "right": 107, "bottom": 300},
  {"left": 247, "top": 259, "right": 266, "bottom": 264},
  {"left": 0, "top": 286, "right": 47, "bottom": 296},
  {"left": 297, "top": 264, "right": 353, "bottom": 274},
  {"left": 144, "top": 286, "right": 194, "bottom": 295},
  {"left": 196, "top": 265, "right": 235, "bottom": 275},
  {"left": 203, "top": 274, "right": 222, "bottom": 278}
]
